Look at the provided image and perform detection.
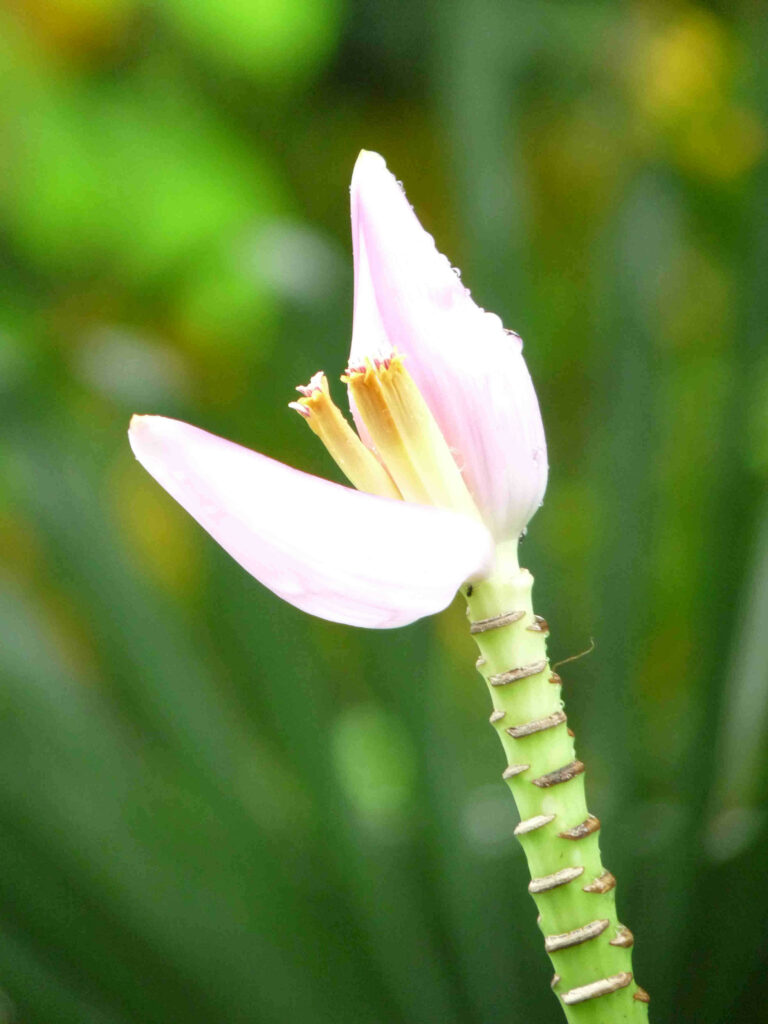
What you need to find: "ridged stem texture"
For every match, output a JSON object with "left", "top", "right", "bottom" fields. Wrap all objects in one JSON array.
[{"left": 465, "top": 541, "right": 650, "bottom": 1023}]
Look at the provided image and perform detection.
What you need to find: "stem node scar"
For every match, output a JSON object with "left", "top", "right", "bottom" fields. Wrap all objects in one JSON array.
[
  {"left": 558, "top": 815, "right": 601, "bottom": 840},
  {"left": 514, "top": 813, "right": 556, "bottom": 836},
  {"left": 544, "top": 918, "right": 610, "bottom": 952},
  {"left": 528, "top": 866, "right": 584, "bottom": 894},
  {"left": 506, "top": 710, "right": 567, "bottom": 738},
  {"left": 531, "top": 760, "right": 585, "bottom": 788},
  {"left": 610, "top": 925, "right": 635, "bottom": 948},
  {"left": 561, "top": 972, "right": 633, "bottom": 1006},
  {"left": 489, "top": 660, "right": 548, "bottom": 686},
  {"left": 582, "top": 870, "right": 617, "bottom": 894},
  {"left": 469, "top": 609, "right": 525, "bottom": 634}
]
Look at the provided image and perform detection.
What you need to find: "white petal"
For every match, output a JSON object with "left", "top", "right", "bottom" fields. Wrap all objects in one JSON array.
[
  {"left": 350, "top": 150, "right": 548, "bottom": 539},
  {"left": 129, "top": 416, "right": 494, "bottom": 628}
]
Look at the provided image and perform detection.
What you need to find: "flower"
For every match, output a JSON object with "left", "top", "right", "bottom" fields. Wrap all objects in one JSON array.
[
  {"left": 349, "top": 151, "right": 547, "bottom": 539},
  {"left": 129, "top": 151, "right": 547, "bottom": 629}
]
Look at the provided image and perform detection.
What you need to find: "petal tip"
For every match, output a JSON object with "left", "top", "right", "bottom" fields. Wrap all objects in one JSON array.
[
  {"left": 128, "top": 413, "right": 178, "bottom": 466},
  {"left": 128, "top": 413, "right": 152, "bottom": 453},
  {"left": 129, "top": 412, "right": 163, "bottom": 436},
  {"left": 351, "top": 150, "right": 390, "bottom": 201},
  {"left": 354, "top": 148, "right": 386, "bottom": 171}
]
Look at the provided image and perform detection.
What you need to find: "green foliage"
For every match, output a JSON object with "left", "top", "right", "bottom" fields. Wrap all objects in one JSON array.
[{"left": 1, "top": 2, "right": 767, "bottom": 1022}]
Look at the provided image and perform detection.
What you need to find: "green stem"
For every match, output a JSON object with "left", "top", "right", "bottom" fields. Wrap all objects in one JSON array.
[{"left": 464, "top": 540, "right": 650, "bottom": 1023}]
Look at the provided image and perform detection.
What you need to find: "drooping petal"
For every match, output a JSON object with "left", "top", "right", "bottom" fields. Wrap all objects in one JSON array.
[
  {"left": 128, "top": 415, "right": 494, "bottom": 629},
  {"left": 349, "top": 150, "right": 548, "bottom": 540}
]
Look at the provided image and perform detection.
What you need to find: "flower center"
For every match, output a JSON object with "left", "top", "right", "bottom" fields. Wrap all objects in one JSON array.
[{"left": 292, "top": 354, "right": 480, "bottom": 522}]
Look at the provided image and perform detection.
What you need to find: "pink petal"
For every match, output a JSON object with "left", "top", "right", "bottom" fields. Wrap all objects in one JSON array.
[
  {"left": 128, "top": 415, "right": 494, "bottom": 629},
  {"left": 349, "top": 150, "right": 548, "bottom": 540}
]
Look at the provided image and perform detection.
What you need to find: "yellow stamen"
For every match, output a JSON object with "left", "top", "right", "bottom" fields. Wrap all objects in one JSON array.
[
  {"left": 290, "top": 372, "right": 402, "bottom": 500},
  {"left": 343, "top": 355, "right": 480, "bottom": 520}
]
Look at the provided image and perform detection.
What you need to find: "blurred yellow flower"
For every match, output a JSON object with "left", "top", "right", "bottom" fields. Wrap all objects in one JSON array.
[{"left": 630, "top": 7, "right": 764, "bottom": 181}]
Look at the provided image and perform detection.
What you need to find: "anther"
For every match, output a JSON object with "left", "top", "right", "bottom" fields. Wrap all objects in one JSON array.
[
  {"left": 489, "top": 660, "right": 547, "bottom": 687},
  {"left": 544, "top": 918, "right": 609, "bottom": 953},
  {"left": 531, "top": 760, "right": 584, "bottom": 788},
  {"left": 514, "top": 813, "right": 556, "bottom": 836},
  {"left": 527, "top": 615, "right": 549, "bottom": 633},
  {"left": 582, "top": 870, "right": 616, "bottom": 894},
  {"left": 610, "top": 925, "right": 635, "bottom": 948},
  {"left": 558, "top": 815, "right": 601, "bottom": 840},
  {"left": 561, "top": 972, "right": 633, "bottom": 1006},
  {"left": 506, "top": 710, "right": 567, "bottom": 739},
  {"left": 489, "top": 709, "right": 506, "bottom": 724},
  {"left": 502, "top": 763, "right": 529, "bottom": 779},
  {"left": 549, "top": 672, "right": 562, "bottom": 685},
  {"left": 528, "top": 866, "right": 584, "bottom": 894},
  {"left": 634, "top": 987, "right": 651, "bottom": 1004},
  {"left": 469, "top": 610, "right": 525, "bottom": 634}
]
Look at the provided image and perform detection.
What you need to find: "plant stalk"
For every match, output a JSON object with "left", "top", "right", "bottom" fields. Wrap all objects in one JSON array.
[{"left": 464, "top": 540, "right": 650, "bottom": 1023}]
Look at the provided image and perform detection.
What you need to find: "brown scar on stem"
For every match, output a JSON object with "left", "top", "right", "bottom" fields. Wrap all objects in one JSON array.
[
  {"left": 549, "top": 672, "right": 562, "bottom": 685},
  {"left": 489, "top": 660, "right": 548, "bottom": 686},
  {"left": 514, "top": 813, "right": 556, "bottom": 836},
  {"left": 469, "top": 610, "right": 525, "bottom": 634},
  {"left": 544, "top": 918, "right": 609, "bottom": 952},
  {"left": 489, "top": 709, "right": 506, "bottom": 724},
  {"left": 561, "top": 972, "right": 632, "bottom": 1006},
  {"left": 476, "top": 655, "right": 486, "bottom": 669},
  {"left": 582, "top": 870, "right": 616, "bottom": 894},
  {"left": 551, "top": 974, "right": 561, "bottom": 990},
  {"left": 528, "top": 865, "right": 584, "bottom": 893},
  {"left": 610, "top": 925, "right": 635, "bottom": 948},
  {"left": 634, "top": 987, "right": 651, "bottom": 1004},
  {"left": 531, "top": 760, "right": 585, "bottom": 788},
  {"left": 506, "top": 710, "right": 567, "bottom": 739},
  {"left": 527, "top": 615, "right": 549, "bottom": 633},
  {"left": 567, "top": 727, "right": 575, "bottom": 737},
  {"left": 558, "top": 815, "right": 601, "bottom": 840},
  {"left": 502, "top": 763, "right": 529, "bottom": 779}
]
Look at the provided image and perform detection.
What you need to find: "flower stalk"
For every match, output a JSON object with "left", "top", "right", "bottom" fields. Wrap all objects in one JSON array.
[{"left": 465, "top": 540, "right": 650, "bottom": 1023}]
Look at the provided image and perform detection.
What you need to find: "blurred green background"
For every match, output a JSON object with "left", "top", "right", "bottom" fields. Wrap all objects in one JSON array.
[{"left": 1, "top": 1, "right": 766, "bottom": 1021}]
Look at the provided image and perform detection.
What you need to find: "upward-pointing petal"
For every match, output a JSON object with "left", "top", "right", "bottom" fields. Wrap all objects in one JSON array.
[
  {"left": 129, "top": 415, "right": 494, "bottom": 629},
  {"left": 350, "top": 150, "right": 548, "bottom": 540}
]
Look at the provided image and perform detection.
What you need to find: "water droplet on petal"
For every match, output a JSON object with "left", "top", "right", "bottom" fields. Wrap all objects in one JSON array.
[{"left": 504, "top": 328, "right": 524, "bottom": 352}]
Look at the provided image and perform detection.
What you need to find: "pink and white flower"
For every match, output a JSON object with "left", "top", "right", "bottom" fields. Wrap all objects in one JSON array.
[{"left": 129, "top": 151, "right": 547, "bottom": 629}]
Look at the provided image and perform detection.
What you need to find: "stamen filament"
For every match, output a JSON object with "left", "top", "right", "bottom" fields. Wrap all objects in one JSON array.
[{"left": 290, "top": 372, "right": 401, "bottom": 500}]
